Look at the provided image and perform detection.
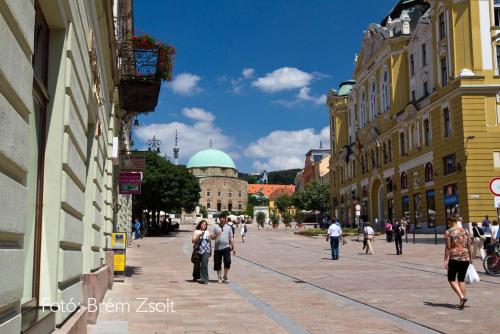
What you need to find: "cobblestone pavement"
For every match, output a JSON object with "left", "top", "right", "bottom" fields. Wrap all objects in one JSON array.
[{"left": 89, "top": 224, "right": 500, "bottom": 334}]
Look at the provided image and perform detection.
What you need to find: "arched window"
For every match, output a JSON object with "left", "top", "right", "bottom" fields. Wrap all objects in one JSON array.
[
  {"left": 381, "top": 70, "right": 390, "bottom": 112},
  {"left": 401, "top": 172, "right": 408, "bottom": 190},
  {"left": 370, "top": 81, "right": 377, "bottom": 120},
  {"left": 425, "top": 162, "right": 434, "bottom": 182},
  {"left": 359, "top": 89, "right": 366, "bottom": 127}
]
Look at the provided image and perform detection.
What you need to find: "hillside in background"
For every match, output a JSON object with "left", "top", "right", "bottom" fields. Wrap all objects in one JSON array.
[{"left": 239, "top": 169, "right": 300, "bottom": 185}]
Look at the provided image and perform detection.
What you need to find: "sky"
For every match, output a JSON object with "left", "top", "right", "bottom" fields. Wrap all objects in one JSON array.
[{"left": 132, "top": 0, "right": 397, "bottom": 173}]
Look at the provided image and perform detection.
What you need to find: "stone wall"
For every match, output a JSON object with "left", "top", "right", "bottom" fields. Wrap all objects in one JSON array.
[{"left": 199, "top": 177, "right": 248, "bottom": 212}]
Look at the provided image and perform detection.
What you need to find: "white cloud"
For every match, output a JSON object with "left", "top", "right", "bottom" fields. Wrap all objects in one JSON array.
[
  {"left": 275, "top": 87, "right": 327, "bottom": 107},
  {"left": 135, "top": 121, "right": 235, "bottom": 164},
  {"left": 168, "top": 73, "right": 203, "bottom": 95},
  {"left": 182, "top": 107, "right": 215, "bottom": 123},
  {"left": 252, "top": 67, "right": 313, "bottom": 93},
  {"left": 242, "top": 68, "right": 255, "bottom": 79},
  {"left": 244, "top": 127, "right": 330, "bottom": 172}
]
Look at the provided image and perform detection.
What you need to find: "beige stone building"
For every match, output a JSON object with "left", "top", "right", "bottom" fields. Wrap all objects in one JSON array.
[{"left": 187, "top": 149, "right": 247, "bottom": 213}]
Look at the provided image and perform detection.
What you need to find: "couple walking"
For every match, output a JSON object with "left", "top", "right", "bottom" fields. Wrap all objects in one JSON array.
[{"left": 191, "top": 214, "right": 236, "bottom": 284}]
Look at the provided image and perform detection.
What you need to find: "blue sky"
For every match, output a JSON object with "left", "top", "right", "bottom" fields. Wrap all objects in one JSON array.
[{"left": 133, "top": 0, "right": 396, "bottom": 173}]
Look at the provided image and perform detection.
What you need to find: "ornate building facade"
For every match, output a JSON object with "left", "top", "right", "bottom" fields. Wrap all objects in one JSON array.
[
  {"left": 328, "top": 0, "right": 500, "bottom": 231},
  {"left": 187, "top": 149, "right": 248, "bottom": 214}
]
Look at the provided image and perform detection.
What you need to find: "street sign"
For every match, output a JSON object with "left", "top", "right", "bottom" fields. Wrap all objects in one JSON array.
[
  {"left": 490, "top": 178, "right": 500, "bottom": 196},
  {"left": 119, "top": 172, "right": 142, "bottom": 194},
  {"left": 121, "top": 153, "right": 146, "bottom": 171},
  {"left": 494, "top": 196, "right": 500, "bottom": 208}
]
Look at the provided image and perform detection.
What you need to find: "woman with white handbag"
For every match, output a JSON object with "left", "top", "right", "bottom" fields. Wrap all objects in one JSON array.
[{"left": 444, "top": 216, "right": 473, "bottom": 309}]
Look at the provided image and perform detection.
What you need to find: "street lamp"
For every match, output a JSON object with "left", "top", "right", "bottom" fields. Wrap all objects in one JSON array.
[{"left": 148, "top": 135, "right": 161, "bottom": 153}]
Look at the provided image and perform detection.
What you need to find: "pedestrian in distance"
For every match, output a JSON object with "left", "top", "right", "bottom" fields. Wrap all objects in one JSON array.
[
  {"left": 211, "top": 214, "right": 236, "bottom": 284},
  {"left": 134, "top": 218, "right": 142, "bottom": 241},
  {"left": 364, "top": 222, "right": 375, "bottom": 255},
  {"left": 491, "top": 220, "right": 499, "bottom": 244},
  {"left": 444, "top": 216, "right": 472, "bottom": 309},
  {"left": 240, "top": 221, "right": 247, "bottom": 243},
  {"left": 326, "top": 220, "right": 342, "bottom": 260},
  {"left": 482, "top": 217, "right": 492, "bottom": 250},
  {"left": 393, "top": 219, "right": 404, "bottom": 255},
  {"left": 192, "top": 220, "right": 213, "bottom": 284},
  {"left": 471, "top": 222, "right": 485, "bottom": 260},
  {"left": 385, "top": 219, "right": 393, "bottom": 242}
]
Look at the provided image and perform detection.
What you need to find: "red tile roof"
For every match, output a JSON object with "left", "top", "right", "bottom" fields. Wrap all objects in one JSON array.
[{"left": 247, "top": 184, "right": 295, "bottom": 199}]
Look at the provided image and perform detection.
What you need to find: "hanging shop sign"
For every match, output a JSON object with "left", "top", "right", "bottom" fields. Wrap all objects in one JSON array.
[
  {"left": 121, "top": 153, "right": 146, "bottom": 172},
  {"left": 490, "top": 178, "right": 500, "bottom": 196},
  {"left": 119, "top": 172, "right": 142, "bottom": 195}
]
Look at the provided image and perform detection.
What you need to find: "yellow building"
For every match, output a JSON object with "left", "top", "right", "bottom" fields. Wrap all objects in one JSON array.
[{"left": 327, "top": 0, "right": 500, "bottom": 231}]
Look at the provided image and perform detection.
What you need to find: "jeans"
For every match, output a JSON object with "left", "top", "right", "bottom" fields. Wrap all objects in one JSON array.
[
  {"left": 330, "top": 236, "right": 340, "bottom": 259},
  {"left": 395, "top": 236, "right": 403, "bottom": 255},
  {"left": 193, "top": 252, "right": 210, "bottom": 282}
]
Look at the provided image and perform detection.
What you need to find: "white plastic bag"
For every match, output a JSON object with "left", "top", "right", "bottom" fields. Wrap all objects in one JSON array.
[{"left": 465, "top": 264, "right": 480, "bottom": 284}]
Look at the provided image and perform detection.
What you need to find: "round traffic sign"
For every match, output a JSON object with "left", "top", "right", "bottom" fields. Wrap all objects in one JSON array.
[
  {"left": 490, "top": 178, "right": 500, "bottom": 196},
  {"left": 355, "top": 204, "right": 361, "bottom": 211}
]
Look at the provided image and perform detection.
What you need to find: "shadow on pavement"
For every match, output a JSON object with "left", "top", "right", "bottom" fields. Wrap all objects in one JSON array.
[
  {"left": 423, "top": 302, "right": 457, "bottom": 309},
  {"left": 125, "top": 266, "right": 143, "bottom": 277}
]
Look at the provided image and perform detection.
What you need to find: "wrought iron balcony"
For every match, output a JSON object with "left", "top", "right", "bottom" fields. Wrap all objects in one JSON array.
[{"left": 118, "top": 41, "right": 162, "bottom": 113}]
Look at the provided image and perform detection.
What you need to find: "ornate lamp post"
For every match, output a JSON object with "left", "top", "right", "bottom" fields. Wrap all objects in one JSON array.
[{"left": 148, "top": 135, "right": 161, "bottom": 153}]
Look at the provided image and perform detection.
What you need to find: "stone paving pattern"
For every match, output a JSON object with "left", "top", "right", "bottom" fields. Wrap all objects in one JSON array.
[{"left": 89, "top": 224, "right": 500, "bottom": 333}]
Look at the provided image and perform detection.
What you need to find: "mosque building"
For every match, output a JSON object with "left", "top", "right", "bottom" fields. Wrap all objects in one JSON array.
[{"left": 187, "top": 148, "right": 248, "bottom": 213}]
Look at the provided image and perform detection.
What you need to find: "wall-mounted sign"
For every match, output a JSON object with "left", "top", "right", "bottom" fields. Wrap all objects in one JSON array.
[
  {"left": 490, "top": 178, "right": 500, "bottom": 196},
  {"left": 119, "top": 172, "right": 142, "bottom": 194},
  {"left": 444, "top": 194, "right": 459, "bottom": 206},
  {"left": 494, "top": 196, "right": 500, "bottom": 208},
  {"left": 121, "top": 153, "right": 146, "bottom": 171}
]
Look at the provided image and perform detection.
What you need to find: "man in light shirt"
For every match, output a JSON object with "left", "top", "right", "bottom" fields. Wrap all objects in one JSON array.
[
  {"left": 364, "top": 223, "right": 375, "bottom": 255},
  {"left": 326, "top": 222, "right": 343, "bottom": 260}
]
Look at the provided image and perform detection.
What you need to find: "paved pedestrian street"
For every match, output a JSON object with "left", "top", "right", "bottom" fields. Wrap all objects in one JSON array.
[{"left": 89, "top": 225, "right": 500, "bottom": 334}]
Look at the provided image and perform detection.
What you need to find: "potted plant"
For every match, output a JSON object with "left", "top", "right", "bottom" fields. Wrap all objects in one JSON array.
[
  {"left": 295, "top": 212, "right": 304, "bottom": 229},
  {"left": 283, "top": 212, "right": 292, "bottom": 229},
  {"left": 270, "top": 213, "right": 280, "bottom": 229},
  {"left": 256, "top": 212, "right": 266, "bottom": 230}
]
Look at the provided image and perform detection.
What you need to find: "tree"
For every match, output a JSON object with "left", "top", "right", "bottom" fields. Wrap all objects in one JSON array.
[
  {"left": 275, "top": 193, "right": 293, "bottom": 214},
  {"left": 199, "top": 205, "right": 208, "bottom": 218},
  {"left": 293, "top": 182, "right": 330, "bottom": 215},
  {"left": 133, "top": 152, "right": 201, "bottom": 223}
]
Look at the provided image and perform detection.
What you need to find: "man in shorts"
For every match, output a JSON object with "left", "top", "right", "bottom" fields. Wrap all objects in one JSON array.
[{"left": 212, "top": 214, "right": 236, "bottom": 283}]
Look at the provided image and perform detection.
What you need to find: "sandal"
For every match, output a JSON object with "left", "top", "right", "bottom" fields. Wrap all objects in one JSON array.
[
  {"left": 457, "top": 298, "right": 468, "bottom": 309},
  {"left": 222, "top": 277, "right": 230, "bottom": 284},
  {"left": 217, "top": 279, "right": 222, "bottom": 284}
]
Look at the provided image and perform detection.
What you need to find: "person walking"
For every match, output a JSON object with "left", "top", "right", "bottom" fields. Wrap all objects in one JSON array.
[
  {"left": 482, "top": 218, "right": 492, "bottom": 249},
  {"left": 385, "top": 219, "right": 393, "bottom": 242},
  {"left": 192, "top": 220, "right": 213, "bottom": 284},
  {"left": 212, "top": 214, "right": 235, "bottom": 283},
  {"left": 491, "top": 220, "right": 499, "bottom": 244},
  {"left": 326, "top": 220, "right": 342, "bottom": 260},
  {"left": 444, "top": 216, "right": 472, "bottom": 309},
  {"left": 240, "top": 221, "right": 247, "bottom": 243},
  {"left": 134, "top": 218, "right": 142, "bottom": 240},
  {"left": 364, "top": 222, "right": 375, "bottom": 255},
  {"left": 393, "top": 219, "right": 404, "bottom": 255},
  {"left": 471, "top": 222, "right": 485, "bottom": 260}
]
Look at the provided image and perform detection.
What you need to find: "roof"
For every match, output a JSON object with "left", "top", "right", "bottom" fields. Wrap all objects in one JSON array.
[
  {"left": 338, "top": 80, "right": 356, "bottom": 96},
  {"left": 247, "top": 184, "right": 295, "bottom": 199},
  {"left": 186, "top": 149, "right": 236, "bottom": 169},
  {"left": 380, "top": 0, "right": 430, "bottom": 28}
]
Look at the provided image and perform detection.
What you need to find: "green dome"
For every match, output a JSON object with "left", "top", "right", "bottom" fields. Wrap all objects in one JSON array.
[{"left": 186, "top": 149, "right": 236, "bottom": 169}]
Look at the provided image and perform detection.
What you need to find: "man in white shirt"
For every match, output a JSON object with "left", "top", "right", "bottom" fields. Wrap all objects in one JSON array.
[
  {"left": 326, "top": 222, "right": 342, "bottom": 260},
  {"left": 364, "top": 223, "right": 375, "bottom": 255}
]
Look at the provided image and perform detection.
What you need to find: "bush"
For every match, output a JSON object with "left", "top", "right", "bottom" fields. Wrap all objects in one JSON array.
[
  {"left": 283, "top": 212, "right": 292, "bottom": 225},
  {"left": 256, "top": 212, "right": 266, "bottom": 226},
  {"left": 295, "top": 228, "right": 325, "bottom": 237},
  {"left": 294, "top": 211, "right": 304, "bottom": 224},
  {"left": 270, "top": 213, "right": 280, "bottom": 225}
]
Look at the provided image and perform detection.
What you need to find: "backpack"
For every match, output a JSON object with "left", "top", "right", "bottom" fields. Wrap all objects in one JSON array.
[
  {"left": 399, "top": 226, "right": 405, "bottom": 236},
  {"left": 385, "top": 223, "right": 392, "bottom": 231}
]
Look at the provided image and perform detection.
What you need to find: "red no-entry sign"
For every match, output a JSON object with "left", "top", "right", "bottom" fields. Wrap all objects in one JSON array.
[{"left": 490, "top": 178, "right": 500, "bottom": 196}]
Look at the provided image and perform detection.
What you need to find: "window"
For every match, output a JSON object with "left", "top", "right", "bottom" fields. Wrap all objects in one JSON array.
[
  {"left": 400, "top": 131, "right": 406, "bottom": 155},
  {"left": 238, "top": 192, "right": 242, "bottom": 198},
  {"left": 371, "top": 149, "right": 375, "bottom": 169},
  {"left": 217, "top": 191, "right": 221, "bottom": 197},
  {"left": 495, "top": 0, "right": 500, "bottom": 26},
  {"left": 370, "top": 82, "right": 377, "bottom": 119},
  {"left": 228, "top": 192, "right": 232, "bottom": 197},
  {"left": 361, "top": 154, "right": 366, "bottom": 174},
  {"left": 375, "top": 148, "right": 380, "bottom": 167},
  {"left": 425, "top": 162, "right": 433, "bottom": 182},
  {"left": 423, "top": 118, "right": 431, "bottom": 145},
  {"left": 206, "top": 191, "right": 211, "bottom": 197},
  {"left": 383, "top": 142, "right": 388, "bottom": 164},
  {"left": 386, "top": 177, "right": 394, "bottom": 193},
  {"left": 359, "top": 90, "right": 366, "bottom": 126},
  {"left": 411, "top": 90, "right": 416, "bottom": 102},
  {"left": 443, "top": 107, "right": 451, "bottom": 137},
  {"left": 441, "top": 57, "right": 448, "bottom": 86},
  {"left": 426, "top": 190, "right": 436, "bottom": 228},
  {"left": 223, "top": 181, "right": 227, "bottom": 187},
  {"left": 401, "top": 172, "right": 408, "bottom": 190},
  {"left": 410, "top": 54, "right": 415, "bottom": 76},
  {"left": 421, "top": 44, "right": 427, "bottom": 66},
  {"left": 439, "top": 13, "right": 446, "bottom": 40},
  {"left": 444, "top": 154, "right": 456, "bottom": 175},
  {"left": 238, "top": 203, "right": 242, "bottom": 210},
  {"left": 423, "top": 82, "right": 428, "bottom": 96},
  {"left": 388, "top": 139, "right": 392, "bottom": 162},
  {"left": 381, "top": 70, "right": 390, "bottom": 112},
  {"left": 313, "top": 154, "right": 322, "bottom": 162},
  {"left": 207, "top": 202, "right": 211, "bottom": 209}
]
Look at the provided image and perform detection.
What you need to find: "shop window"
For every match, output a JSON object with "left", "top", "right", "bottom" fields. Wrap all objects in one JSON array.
[
  {"left": 425, "top": 162, "right": 434, "bottom": 182},
  {"left": 401, "top": 172, "right": 408, "bottom": 190},
  {"left": 402, "top": 195, "right": 410, "bottom": 222},
  {"left": 426, "top": 189, "right": 436, "bottom": 228},
  {"left": 413, "top": 193, "right": 423, "bottom": 229}
]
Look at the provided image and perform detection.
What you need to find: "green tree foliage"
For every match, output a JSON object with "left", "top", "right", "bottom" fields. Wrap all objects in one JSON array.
[
  {"left": 199, "top": 205, "right": 208, "bottom": 218},
  {"left": 256, "top": 212, "right": 266, "bottom": 227},
  {"left": 270, "top": 213, "right": 280, "bottom": 225},
  {"left": 283, "top": 212, "right": 292, "bottom": 225},
  {"left": 293, "top": 182, "right": 330, "bottom": 215},
  {"left": 133, "top": 152, "right": 200, "bottom": 214},
  {"left": 275, "top": 193, "right": 293, "bottom": 214}
]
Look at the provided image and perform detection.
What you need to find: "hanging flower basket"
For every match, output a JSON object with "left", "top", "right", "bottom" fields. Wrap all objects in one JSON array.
[{"left": 128, "top": 33, "right": 176, "bottom": 81}]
